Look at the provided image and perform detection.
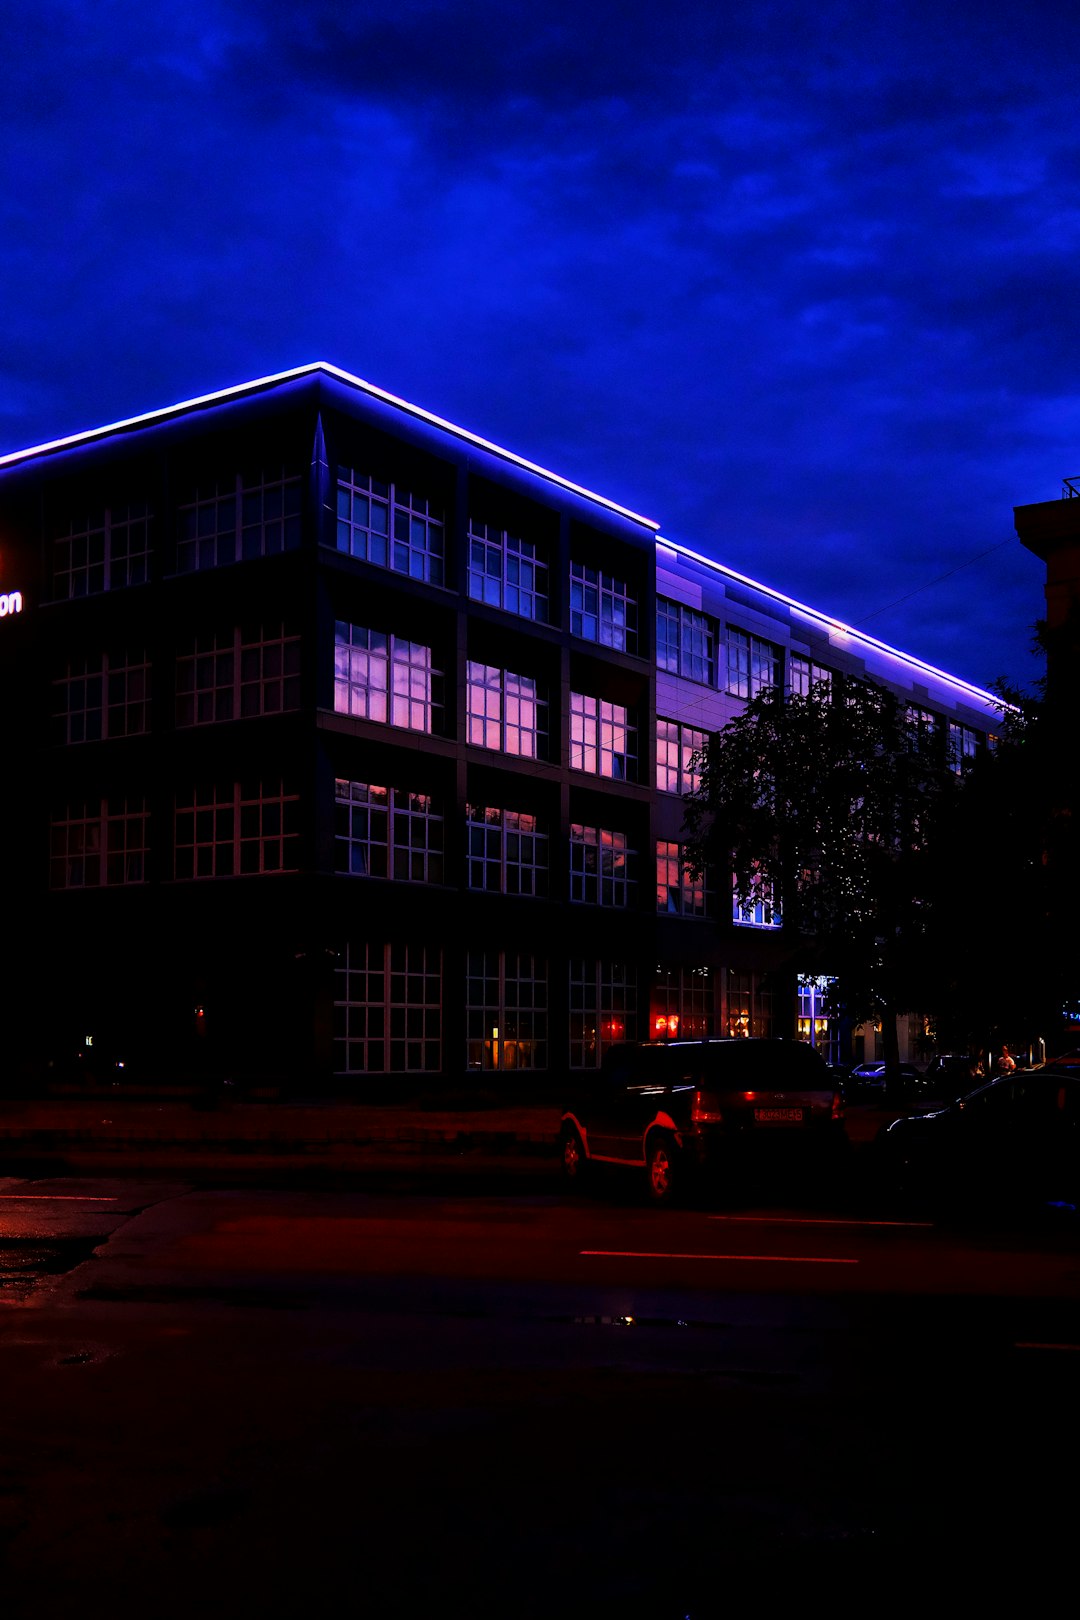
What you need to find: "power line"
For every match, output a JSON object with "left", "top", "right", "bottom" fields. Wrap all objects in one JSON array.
[{"left": 851, "top": 537, "right": 1016, "bottom": 627}]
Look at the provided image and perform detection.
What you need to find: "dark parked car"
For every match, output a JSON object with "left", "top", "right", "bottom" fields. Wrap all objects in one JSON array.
[
  {"left": 842, "top": 1061, "right": 926, "bottom": 1099},
  {"left": 560, "top": 1038, "right": 846, "bottom": 1205},
  {"left": 876, "top": 1063, "right": 1080, "bottom": 1214},
  {"left": 923, "top": 1053, "right": 984, "bottom": 1089}
]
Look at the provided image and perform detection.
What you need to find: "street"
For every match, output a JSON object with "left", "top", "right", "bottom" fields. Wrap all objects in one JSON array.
[{"left": 2, "top": 1173, "right": 1078, "bottom": 1617}]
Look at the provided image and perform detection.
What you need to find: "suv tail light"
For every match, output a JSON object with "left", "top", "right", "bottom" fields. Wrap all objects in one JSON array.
[
  {"left": 832, "top": 1089, "right": 843, "bottom": 1121},
  {"left": 691, "top": 1090, "right": 723, "bottom": 1124}
]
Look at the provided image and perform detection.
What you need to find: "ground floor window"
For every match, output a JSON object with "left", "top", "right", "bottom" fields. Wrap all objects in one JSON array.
[
  {"left": 650, "top": 966, "right": 714, "bottom": 1040},
  {"left": 569, "top": 959, "right": 638, "bottom": 1068},
  {"left": 465, "top": 951, "right": 548, "bottom": 1071},
  {"left": 725, "top": 970, "right": 774, "bottom": 1039},
  {"left": 797, "top": 974, "right": 840, "bottom": 1064},
  {"left": 333, "top": 942, "right": 442, "bottom": 1074}
]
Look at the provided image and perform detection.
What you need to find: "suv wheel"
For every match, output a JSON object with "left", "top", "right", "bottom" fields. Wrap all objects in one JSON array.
[
  {"left": 644, "top": 1133, "right": 680, "bottom": 1206},
  {"left": 560, "top": 1125, "right": 589, "bottom": 1188}
]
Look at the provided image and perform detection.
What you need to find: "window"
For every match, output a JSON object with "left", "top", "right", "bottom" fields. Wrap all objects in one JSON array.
[
  {"left": 466, "top": 663, "right": 547, "bottom": 757},
  {"left": 733, "top": 870, "right": 780, "bottom": 928},
  {"left": 334, "top": 623, "right": 441, "bottom": 733},
  {"left": 726, "top": 970, "right": 773, "bottom": 1038},
  {"left": 655, "top": 718, "right": 706, "bottom": 795},
  {"left": 176, "top": 466, "right": 301, "bottom": 572},
  {"left": 175, "top": 624, "right": 301, "bottom": 727},
  {"left": 51, "top": 503, "right": 152, "bottom": 599},
  {"left": 651, "top": 966, "right": 714, "bottom": 1040},
  {"left": 337, "top": 469, "right": 444, "bottom": 585},
  {"left": 49, "top": 795, "right": 148, "bottom": 889},
  {"left": 726, "top": 629, "right": 780, "bottom": 699},
  {"left": 465, "top": 806, "right": 548, "bottom": 896},
  {"left": 334, "top": 781, "right": 444, "bottom": 882},
  {"left": 174, "top": 779, "right": 300, "bottom": 879},
  {"left": 656, "top": 842, "right": 708, "bottom": 916},
  {"left": 906, "top": 705, "right": 943, "bottom": 757},
  {"left": 569, "top": 825, "right": 637, "bottom": 907},
  {"left": 52, "top": 650, "right": 150, "bottom": 745},
  {"left": 948, "top": 721, "right": 979, "bottom": 773},
  {"left": 570, "top": 692, "right": 637, "bottom": 780},
  {"left": 570, "top": 563, "right": 638, "bottom": 651},
  {"left": 569, "top": 959, "right": 638, "bottom": 1068},
  {"left": 334, "top": 942, "right": 442, "bottom": 1075},
  {"left": 656, "top": 599, "right": 715, "bottom": 683},
  {"left": 468, "top": 523, "right": 548, "bottom": 620},
  {"left": 466, "top": 952, "right": 548, "bottom": 1071},
  {"left": 789, "top": 655, "right": 833, "bottom": 699}
]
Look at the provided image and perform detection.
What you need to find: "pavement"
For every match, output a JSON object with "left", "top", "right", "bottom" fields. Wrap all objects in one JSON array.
[{"left": 0, "top": 1086, "right": 908, "bottom": 1177}]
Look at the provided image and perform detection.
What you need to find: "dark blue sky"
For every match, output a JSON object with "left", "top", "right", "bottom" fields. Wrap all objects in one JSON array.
[{"left": 4, "top": 0, "right": 1074, "bottom": 693}]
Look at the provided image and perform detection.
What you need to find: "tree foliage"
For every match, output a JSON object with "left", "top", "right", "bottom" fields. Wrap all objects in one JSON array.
[{"left": 681, "top": 678, "right": 958, "bottom": 1065}]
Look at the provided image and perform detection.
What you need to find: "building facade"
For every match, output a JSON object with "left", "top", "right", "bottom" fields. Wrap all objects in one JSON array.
[{"left": 0, "top": 364, "right": 1003, "bottom": 1093}]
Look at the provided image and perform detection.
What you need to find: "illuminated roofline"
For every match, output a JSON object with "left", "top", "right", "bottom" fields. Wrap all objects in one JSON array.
[
  {"left": 0, "top": 361, "right": 661, "bottom": 531},
  {"left": 656, "top": 537, "right": 1006, "bottom": 708}
]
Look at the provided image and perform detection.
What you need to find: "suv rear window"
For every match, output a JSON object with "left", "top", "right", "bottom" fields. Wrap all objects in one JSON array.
[{"left": 602, "top": 1039, "right": 830, "bottom": 1087}]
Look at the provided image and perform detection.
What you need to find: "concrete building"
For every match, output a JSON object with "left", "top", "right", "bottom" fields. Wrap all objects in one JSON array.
[{"left": 0, "top": 364, "right": 1003, "bottom": 1093}]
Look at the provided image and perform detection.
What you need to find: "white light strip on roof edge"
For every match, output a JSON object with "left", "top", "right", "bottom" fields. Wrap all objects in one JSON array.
[
  {"left": 656, "top": 537, "right": 1005, "bottom": 708},
  {"left": 0, "top": 362, "right": 661, "bottom": 531}
]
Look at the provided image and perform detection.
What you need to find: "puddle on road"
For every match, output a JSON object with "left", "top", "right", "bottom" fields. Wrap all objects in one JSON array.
[{"left": 0, "top": 1238, "right": 100, "bottom": 1301}]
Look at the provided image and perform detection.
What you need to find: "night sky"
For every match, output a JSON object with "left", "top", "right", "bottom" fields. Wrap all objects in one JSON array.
[{"left": 4, "top": 1, "right": 1074, "bottom": 693}]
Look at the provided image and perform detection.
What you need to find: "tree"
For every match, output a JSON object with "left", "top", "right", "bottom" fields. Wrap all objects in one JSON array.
[{"left": 682, "top": 678, "right": 958, "bottom": 1077}]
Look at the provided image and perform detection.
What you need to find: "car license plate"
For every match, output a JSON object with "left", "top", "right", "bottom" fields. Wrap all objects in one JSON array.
[{"left": 754, "top": 1107, "right": 804, "bottom": 1123}]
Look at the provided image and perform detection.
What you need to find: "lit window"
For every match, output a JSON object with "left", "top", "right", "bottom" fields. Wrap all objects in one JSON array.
[
  {"left": 467, "top": 663, "right": 547, "bottom": 757},
  {"left": 466, "top": 951, "right": 548, "bottom": 1071},
  {"left": 656, "top": 841, "right": 708, "bottom": 917},
  {"left": 570, "top": 691, "right": 637, "bottom": 780},
  {"left": 570, "top": 563, "right": 638, "bottom": 651},
  {"left": 733, "top": 870, "right": 780, "bottom": 929},
  {"left": 656, "top": 718, "right": 706, "bottom": 795},
  {"left": 468, "top": 523, "right": 548, "bottom": 620},
  {"left": 568, "top": 959, "right": 637, "bottom": 1068},
  {"left": 334, "top": 623, "right": 441, "bottom": 733},
  {"left": 657, "top": 599, "right": 715, "bottom": 683},
  {"left": 337, "top": 470, "right": 444, "bottom": 585}
]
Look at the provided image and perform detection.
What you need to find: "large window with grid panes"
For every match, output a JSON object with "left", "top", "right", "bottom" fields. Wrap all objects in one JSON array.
[
  {"left": 656, "top": 599, "right": 715, "bottom": 684},
  {"left": 726, "top": 970, "right": 774, "bottom": 1038},
  {"left": 49, "top": 795, "right": 149, "bottom": 889},
  {"left": 650, "top": 965, "right": 714, "bottom": 1040},
  {"left": 468, "top": 523, "right": 548, "bottom": 620},
  {"left": 175, "top": 624, "right": 301, "bottom": 727},
  {"left": 905, "top": 704, "right": 943, "bottom": 758},
  {"left": 569, "top": 959, "right": 638, "bottom": 1068},
  {"left": 733, "top": 869, "right": 780, "bottom": 928},
  {"left": 173, "top": 779, "right": 300, "bottom": 879},
  {"left": 334, "top": 623, "right": 441, "bottom": 733},
  {"left": 336, "top": 468, "right": 445, "bottom": 585},
  {"left": 947, "top": 721, "right": 979, "bottom": 773},
  {"left": 789, "top": 654, "right": 833, "bottom": 699},
  {"left": 655, "top": 718, "right": 706, "bottom": 795},
  {"left": 569, "top": 691, "right": 637, "bottom": 780},
  {"left": 465, "top": 805, "right": 549, "bottom": 896},
  {"left": 333, "top": 942, "right": 442, "bottom": 1074},
  {"left": 466, "top": 663, "right": 547, "bottom": 757},
  {"left": 569, "top": 824, "right": 637, "bottom": 907},
  {"left": 52, "top": 649, "right": 150, "bottom": 745},
  {"left": 176, "top": 466, "right": 301, "bottom": 571},
  {"left": 656, "top": 841, "right": 708, "bottom": 916},
  {"left": 51, "top": 504, "right": 152, "bottom": 599},
  {"left": 466, "top": 951, "right": 548, "bottom": 1072},
  {"left": 334, "top": 780, "right": 444, "bottom": 882},
  {"left": 726, "top": 628, "right": 780, "bottom": 700},
  {"left": 570, "top": 562, "right": 638, "bottom": 652}
]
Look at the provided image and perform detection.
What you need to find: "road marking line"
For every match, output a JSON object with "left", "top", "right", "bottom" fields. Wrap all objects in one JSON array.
[
  {"left": 708, "top": 1214, "right": 934, "bottom": 1228},
  {"left": 1014, "top": 1342, "right": 1080, "bottom": 1352},
  {"left": 0, "top": 1194, "right": 119, "bottom": 1202},
  {"left": 580, "top": 1249, "right": 858, "bottom": 1265}
]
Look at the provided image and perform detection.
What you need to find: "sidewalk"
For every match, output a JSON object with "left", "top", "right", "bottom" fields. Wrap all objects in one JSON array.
[{"left": 0, "top": 1091, "right": 903, "bottom": 1177}]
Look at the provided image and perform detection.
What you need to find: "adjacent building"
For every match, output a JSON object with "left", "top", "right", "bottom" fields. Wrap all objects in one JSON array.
[{"left": 0, "top": 364, "right": 1003, "bottom": 1092}]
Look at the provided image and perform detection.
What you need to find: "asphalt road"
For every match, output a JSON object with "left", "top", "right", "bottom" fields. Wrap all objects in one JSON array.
[{"left": 2, "top": 1175, "right": 1078, "bottom": 1617}]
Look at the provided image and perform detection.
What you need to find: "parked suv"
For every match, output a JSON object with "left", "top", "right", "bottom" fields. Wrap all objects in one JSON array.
[{"left": 560, "top": 1038, "right": 845, "bottom": 1205}]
